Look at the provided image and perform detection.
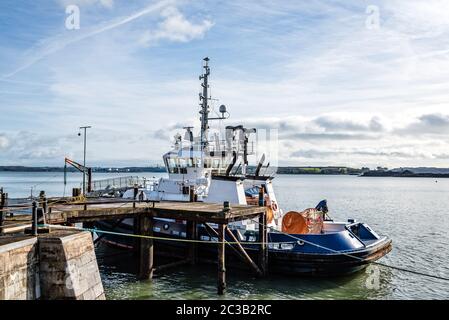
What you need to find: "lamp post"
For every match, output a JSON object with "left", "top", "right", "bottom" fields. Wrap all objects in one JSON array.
[{"left": 79, "top": 126, "right": 91, "bottom": 194}]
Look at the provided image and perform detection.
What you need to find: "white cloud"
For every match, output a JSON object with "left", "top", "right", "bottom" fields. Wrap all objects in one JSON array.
[
  {"left": 0, "top": 134, "right": 9, "bottom": 149},
  {"left": 139, "top": 6, "right": 214, "bottom": 46},
  {"left": 3, "top": 0, "right": 449, "bottom": 168},
  {"left": 3, "top": 0, "right": 173, "bottom": 78}
]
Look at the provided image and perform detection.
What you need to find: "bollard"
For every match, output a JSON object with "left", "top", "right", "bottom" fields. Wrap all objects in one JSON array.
[
  {"left": 72, "top": 188, "right": 81, "bottom": 197},
  {"left": 42, "top": 197, "right": 48, "bottom": 214}
]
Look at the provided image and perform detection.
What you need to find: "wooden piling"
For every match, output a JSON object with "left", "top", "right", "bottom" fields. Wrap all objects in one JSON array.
[
  {"left": 31, "top": 201, "right": 38, "bottom": 236},
  {"left": 259, "top": 211, "right": 268, "bottom": 276},
  {"left": 0, "top": 189, "right": 5, "bottom": 235},
  {"left": 138, "top": 214, "right": 154, "bottom": 280},
  {"left": 217, "top": 223, "right": 226, "bottom": 295}
]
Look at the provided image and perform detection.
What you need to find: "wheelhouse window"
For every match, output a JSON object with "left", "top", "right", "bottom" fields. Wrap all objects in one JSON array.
[{"left": 166, "top": 156, "right": 198, "bottom": 174}]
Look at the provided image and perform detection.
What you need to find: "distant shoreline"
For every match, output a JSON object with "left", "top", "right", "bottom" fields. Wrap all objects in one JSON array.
[
  {"left": 360, "top": 172, "right": 449, "bottom": 178},
  {"left": 0, "top": 165, "right": 360, "bottom": 175},
  {"left": 1, "top": 166, "right": 448, "bottom": 178}
]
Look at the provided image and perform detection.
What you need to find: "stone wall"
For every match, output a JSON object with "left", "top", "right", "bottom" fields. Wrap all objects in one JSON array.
[
  {"left": 0, "top": 231, "right": 105, "bottom": 300},
  {"left": 0, "top": 237, "right": 39, "bottom": 300}
]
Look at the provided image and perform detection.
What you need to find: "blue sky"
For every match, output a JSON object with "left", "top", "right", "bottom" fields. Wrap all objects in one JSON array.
[{"left": 1, "top": 0, "right": 449, "bottom": 168}]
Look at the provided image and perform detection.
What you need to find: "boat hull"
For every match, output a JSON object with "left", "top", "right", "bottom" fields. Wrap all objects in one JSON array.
[{"left": 94, "top": 220, "right": 392, "bottom": 277}]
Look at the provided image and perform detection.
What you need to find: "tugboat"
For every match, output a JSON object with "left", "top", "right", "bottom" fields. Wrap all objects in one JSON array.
[{"left": 96, "top": 58, "right": 392, "bottom": 276}]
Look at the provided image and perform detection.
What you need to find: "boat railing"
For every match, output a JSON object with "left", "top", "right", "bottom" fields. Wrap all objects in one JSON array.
[
  {"left": 88, "top": 176, "right": 147, "bottom": 191},
  {"left": 208, "top": 139, "right": 255, "bottom": 155}
]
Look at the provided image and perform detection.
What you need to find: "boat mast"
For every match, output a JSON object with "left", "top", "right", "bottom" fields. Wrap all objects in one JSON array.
[{"left": 199, "top": 57, "right": 210, "bottom": 151}]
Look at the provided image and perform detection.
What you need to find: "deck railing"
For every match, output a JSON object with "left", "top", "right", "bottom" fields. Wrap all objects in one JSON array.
[{"left": 89, "top": 176, "right": 146, "bottom": 191}]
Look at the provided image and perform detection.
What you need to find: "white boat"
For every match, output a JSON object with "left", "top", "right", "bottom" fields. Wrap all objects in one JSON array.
[{"left": 96, "top": 58, "right": 392, "bottom": 276}]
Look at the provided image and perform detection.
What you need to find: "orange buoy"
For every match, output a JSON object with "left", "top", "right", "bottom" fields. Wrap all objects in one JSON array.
[{"left": 281, "top": 211, "right": 308, "bottom": 234}]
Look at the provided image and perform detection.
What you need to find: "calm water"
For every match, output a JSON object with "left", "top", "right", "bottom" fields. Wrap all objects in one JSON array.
[{"left": 1, "top": 172, "right": 449, "bottom": 300}]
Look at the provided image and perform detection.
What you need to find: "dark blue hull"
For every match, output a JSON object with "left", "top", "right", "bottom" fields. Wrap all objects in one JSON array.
[{"left": 95, "top": 219, "right": 392, "bottom": 276}]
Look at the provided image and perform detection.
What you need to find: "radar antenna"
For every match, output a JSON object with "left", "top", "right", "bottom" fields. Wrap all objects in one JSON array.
[{"left": 198, "top": 57, "right": 229, "bottom": 151}]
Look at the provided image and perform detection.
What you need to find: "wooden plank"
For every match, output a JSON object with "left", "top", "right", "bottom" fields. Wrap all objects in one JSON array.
[{"left": 45, "top": 202, "right": 265, "bottom": 225}]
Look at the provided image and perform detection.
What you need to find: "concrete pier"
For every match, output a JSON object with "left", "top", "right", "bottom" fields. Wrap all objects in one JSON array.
[{"left": 0, "top": 231, "right": 105, "bottom": 300}]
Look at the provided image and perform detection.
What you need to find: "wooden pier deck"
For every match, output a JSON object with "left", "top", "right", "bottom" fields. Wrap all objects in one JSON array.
[
  {"left": 46, "top": 200, "right": 266, "bottom": 224},
  {"left": 1, "top": 194, "right": 269, "bottom": 295}
]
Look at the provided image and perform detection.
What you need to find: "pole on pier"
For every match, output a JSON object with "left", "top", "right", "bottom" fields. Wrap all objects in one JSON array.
[
  {"left": 139, "top": 213, "right": 154, "bottom": 280},
  {"left": 217, "top": 223, "right": 226, "bottom": 295},
  {"left": 258, "top": 210, "right": 268, "bottom": 276},
  {"left": 133, "top": 186, "right": 138, "bottom": 209},
  {"left": 31, "top": 201, "right": 38, "bottom": 236},
  {"left": 258, "top": 186, "right": 268, "bottom": 276},
  {"left": 87, "top": 168, "right": 93, "bottom": 193},
  {"left": 0, "top": 189, "right": 5, "bottom": 235}
]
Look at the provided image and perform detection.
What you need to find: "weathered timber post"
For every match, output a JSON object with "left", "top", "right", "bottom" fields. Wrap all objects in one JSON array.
[
  {"left": 31, "top": 201, "right": 38, "bottom": 236},
  {"left": 258, "top": 185, "right": 265, "bottom": 207},
  {"left": 72, "top": 188, "right": 81, "bottom": 197},
  {"left": 139, "top": 213, "right": 154, "bottom": 280},
  {"left": 217, "top": 223, "right": 226, "bottom": 295},
  {"left": 87, "top": 168, "right": 93, "bottom": 193},
  {"left": 258, "top": 187, "right": 268, "bottom": 276},
  {"left": 258, "top": 210, "right": 268, "bottom": 276},
  {"left": 37, "top": 208, "right": 45, "bottom": 225},
  {"left": 133, "top": 186, "right": 138, "bottom": 208},
  {"left": 42, "top": 197, "right": 48, "bottom": 215},
  {"left": 189, "top": 187, "right": 195, "bottom": 202},
  {"left": 39, "top": 192, "right": 47, "bottom": 222},
  {"left": 0, "top": 189, "right": 5, "bottom": 235}
]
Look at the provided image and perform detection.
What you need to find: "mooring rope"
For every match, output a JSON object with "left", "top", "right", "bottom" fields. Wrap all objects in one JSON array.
[
  {"left": 253, "top": 220, "right": 449, "bottom": 282},
  {"left": 41, "top": 223, "right": 298, "bottom": 246},
  {"left": 32, "top": 215, "right": 449, "bottom": 281},
  {"left": 42, "top": 222, "right": 449, "bottom": 282}
]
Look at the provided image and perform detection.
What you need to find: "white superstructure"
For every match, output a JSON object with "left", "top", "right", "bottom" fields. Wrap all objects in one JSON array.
[{"left": 123, "top": 57, "right": 282, "bottom": 230}]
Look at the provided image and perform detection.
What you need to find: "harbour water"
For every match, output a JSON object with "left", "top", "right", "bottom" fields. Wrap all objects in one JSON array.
[{"left": 1, "top": 172, "right": 449, "bottom": 299}]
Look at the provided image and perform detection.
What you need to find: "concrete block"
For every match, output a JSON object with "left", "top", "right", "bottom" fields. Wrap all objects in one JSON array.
[{"left": 1, "top": 231, "right": 104, "bottom": 300}]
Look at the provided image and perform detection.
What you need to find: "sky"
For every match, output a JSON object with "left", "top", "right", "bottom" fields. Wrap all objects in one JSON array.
[{"left": 1, "top": 0, "right": 449, "bottom": 168}]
